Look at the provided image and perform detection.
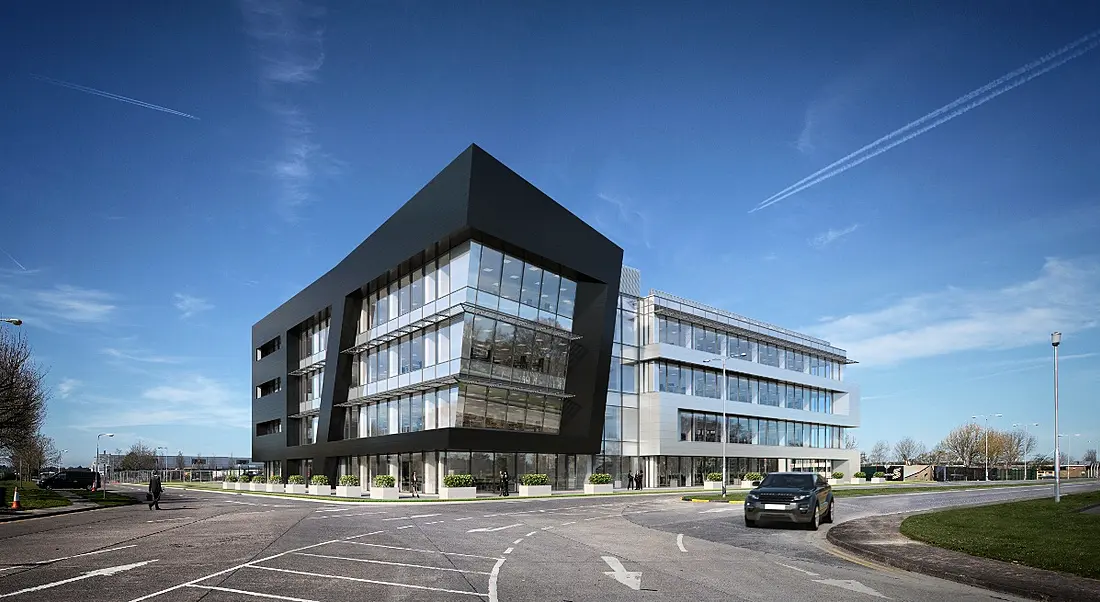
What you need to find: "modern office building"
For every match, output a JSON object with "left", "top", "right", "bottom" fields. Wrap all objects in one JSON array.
[{"left": 252, "top": 144, "right": 859, "bottom": 493}]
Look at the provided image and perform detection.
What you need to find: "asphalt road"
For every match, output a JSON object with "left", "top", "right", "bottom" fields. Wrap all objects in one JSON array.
[{"left": 0, "top": 481, "right": 1095, "bottom": 602}]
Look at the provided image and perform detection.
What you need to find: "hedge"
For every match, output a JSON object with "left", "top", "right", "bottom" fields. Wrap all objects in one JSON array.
[
  {"left": 443, "top": 474, "right": 474, "bottom": 488},
  {"left": 832, "top": 472, "right": 844, "bottom": 479},
  {"left": 588, "top": 473, "right": 612, "bottom": 485},
  {"left": 520, "top": 474, "right": 549, "bottom": 486},
  {"left": 287, "top": 475, "right": 306, "bottom": 485},
  {"left": 874, "top": 471, "right": 886, "bottom": 478},
  {"left": 373, "top": 474, "right": 396, "bottom": 488},
  {"left": 705, "top": 472, "right": 723, "bottom": 482},
  {"left": 743, "top": 472, "right": 764, "bottom": 482},
  {"left": 339, "top": 475, "right": 360, "bottom": 486},
  {"left": 310, "top": 475, "right": 330, "bottom": 486},
  {"left": 853, "top": 472, "right": 866, "bottom": 479}
]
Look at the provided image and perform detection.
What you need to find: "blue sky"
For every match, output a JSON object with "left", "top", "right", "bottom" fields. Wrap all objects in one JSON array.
[{"left": 1, "top": 2, "right": 1098, "bottom": 467}]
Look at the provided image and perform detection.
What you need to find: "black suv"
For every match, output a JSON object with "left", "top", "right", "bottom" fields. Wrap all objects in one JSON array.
[{"left": 744, "top": 472, "right": 833, "bottom": 530}]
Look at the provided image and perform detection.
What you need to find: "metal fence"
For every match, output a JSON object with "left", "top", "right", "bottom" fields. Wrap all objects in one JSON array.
[{"left": 113, "top": 469, "right": 255, "bottom": 484}]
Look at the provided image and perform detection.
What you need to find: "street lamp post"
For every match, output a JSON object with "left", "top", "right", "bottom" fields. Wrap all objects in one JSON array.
[
  {"left": 704, "top": 352, "right": 747, "bottom": 497},
  {"left": 1052, "top": 332, "right": 1061, "bottom": 503},
  {"left": 1013, "top": 423, "right": 1039, "bottom": 480},
  {"left": 156, "top": 446, "right": 168, "bottom": 474},
  {"left": 96, "top": 433, "right": 114, "bottom": 499},
  {"left": 1, "top": 318, "right": 22, "bottom": 326},
  {"left": 973, "top": 413, "right": 1003, "bottom": 481}
]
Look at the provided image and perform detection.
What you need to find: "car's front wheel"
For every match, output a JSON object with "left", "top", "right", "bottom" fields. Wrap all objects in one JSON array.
[
  {"left": 806, "top": 504, "right": 819, "bottom": 531},
  {"left": 821, "top": 500, "right": 834, "bottom": 524}
]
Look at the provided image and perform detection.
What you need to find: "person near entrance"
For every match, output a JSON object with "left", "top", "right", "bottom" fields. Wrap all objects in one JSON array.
[
  {"left": 635, "top": 470, "right": 643, "bottom": 490},
  {"left": 499, "top": 470, "right": 510, "bottom": 496},
  {"left": 409, "top": 471, "right": 421, "bottom": 498},
  {"left": 627, "top": 473, "right": 634, "bottom": 490}
]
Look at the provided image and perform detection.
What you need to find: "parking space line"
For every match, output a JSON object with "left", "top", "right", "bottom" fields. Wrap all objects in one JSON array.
[
  {"left": 503, "top": 547, "right": 514, "bottom": 555},
  {"left": 676, "top": 534, "right": 687, "bottom": 553},
  {"left": 397, "top": 525, "right": 415, "bottom": 529},
  {"left": 382, "top": 513, "right": 440, "bottom": 521},
  {"left": 344, "top": 530, "right": 385, "bottom": 540},
  {"left": 341, "top": 541, "right": 504, "bottom": 561},
  {"left": 186, "top": 585, "right": 320, "bottom": 601},
  {"left": 247, "top": 565, "right": 489, "bottom": 597},
  {"left": 294, "top": 552, "right": 493, "bottom": 575},
  {"left": 455, "top": 517, "right": 474, "bottom": 521},
  {"left": 525, "top": 531, "right": 537, "bottom": 537},
  {"left": 23, "top": 544, "right": 138, "bottom": 566},
  {"left": 541, "top": 526, "right": 554, "bottom": 530},
  {"left": 561, "top": 521, "right": 576, "bottom": 525},
  {"left": 512, "top": 539, "right": 523, "bottom": 544}
]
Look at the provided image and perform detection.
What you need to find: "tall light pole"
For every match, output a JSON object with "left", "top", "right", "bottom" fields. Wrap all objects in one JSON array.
[
  {"left": 156, "top": 446, "right": 168, "bottom": 475},
  {"left": 1052, "top": 332, "right": 1061, "bottom": 502},
  {"left": 704, "top": 352, "right": 747, "bottom": 497},
  {"left": 1, "top": 318, "right": 22, "bottom": 326},
  {"left": 1013, "top": 423, "right": 1038, "bottom": 480},
  {"left": 97, "top": 433, "right": 114, "bottom": 499},
  {"left": 973, "top": 413, "right": 1002, "bottom": 481}
]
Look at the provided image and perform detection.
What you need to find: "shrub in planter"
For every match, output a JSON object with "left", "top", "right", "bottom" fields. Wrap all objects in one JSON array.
[
  {"left": 251, "top": 475, "right": 266, "bottom": 483},
  {"left": 335, "top": 474, "right": 362, "bottom": 498},
  {"left": 226, "top": 475, "right": 239, "bottom": 483},
  {"left": 443, "top": 474, "right": 474, "bottom": 488},
  {"left": 265, "top": 476, "right": 284, "bottom": 492},
  {"left": 705, "top": 472, "right": 723, "bottom": 482},
  {"left": 874, "top": 472, "right": 886, "bottom": 478},
  {"left": 853, "top": 472, "right": 866, "bottom": 479},
  {"left": 520, "top": 473, "right": 549, "bottom": 486},
  {"left": 268, "top": 476, "right": 282, "bottom": 484},
  {"left": 831, "top": 472, "right": 844, "bottom": 479},
  {"left": 310, "top": 475, "right": 330, "bottom": 486},
  {"left": 287, "top": 475, "right": 306, "bottom": 485},
  {"left": 339, "top": 475, "right": 360, "bottom": 487},
  {"left": 587, "top": 473, "right": 612, "bottom": 485},
  {"left": 373, "top": 474, "right": 396, "bottom": 488},
  {"left": 743, "top": 472, "right": 764, "bottom": 483}
]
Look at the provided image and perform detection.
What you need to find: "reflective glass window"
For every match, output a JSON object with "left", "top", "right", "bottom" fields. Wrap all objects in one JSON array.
[
  {"left": 398, "top": 275, "right": 411, "bottom": 316},
  {"left": 604, "top": 405, "right": 621, "bottom": 440},
  {"left": 693, "top": 368, "right": 706, "bottom": 398},
  {"left": 492, "top": 321, "right": 515, "bottom": 374},
  {"left": 399, "top": 336, "right": 411, "bottom": 374},
  {"left": 520, "top": 264, "right": 543, "bottom": 308},
  {"left": 477, "top": 247, "right": 504, "bottom": 294},
  {"left": 461, "top": 385, "right": 488, "bottom": 428},
  {"left": 470, "top": 316, "right": 495, "bottom": 362},
  {"left": 621, "top": 361, "right": 637, "bottom": 394},
  {"left": 524, "top": 395, "right": 545, "bottom": 432},
  {"left": 410, "top": 332, "right": 424, "bottom": 371},
  {"left": 558, "top": 278, "right": 576, "bottom": 319},
  {"left": 410, "top": 393, "right": 424, "bottom": 431},
  {"left": 411, "top": 270, "right": 424, "bottom": 311},
  {"left": 500, "top": 255, "right": 523, "bottom": 301},
  {"left": 542, "top": 398, "right": 561, "bottom": 434},
  {"left": 541, "top": 272, "right": 560, "bottom": 314},
  {"left": 485, "top": 387, "right": 508, "bottom": 429}
]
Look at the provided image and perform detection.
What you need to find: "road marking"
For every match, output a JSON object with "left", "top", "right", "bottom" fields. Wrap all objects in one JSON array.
[
  {"left": 455, "top": 516, "right": 474, "bottom": 521},
  {"left": 341, "top": 541, "right": 504, "bottom": 561},
  {"left": 775, "top": 561, "right": 819, "bottom": 576},
  {"left": 226, "top": 500, "right": 259, "bottom": 506},
  {"left": 503, "top": 547, "right": 514, "bottom": 555},
  {"left": 247, "top": 565, "right": 489, "bottom": 597},
  {"left": 383, "top": 513, "right": 440, "bottom": 521},
  {"left": 525, "top": 531, "right": 537, "bottom": 537},
  {"left": 676, "top": 534, "right": 687, "bottom": 553},
  {"left": 23, "top": 544, "right": 138, "bottom": 566},
  {"left": 467, "top": 524, "right": 522, "bottom": 533},
  {"left": 512, "top": 538, "right": 523, "bottom": 544},
  {"left": 126, "top": 533, "right": 377, "bottom": 601},
  {"left": 813, "top": 579, "right": 891, "bottom": 599},
  {"left": 601, "top": 556, "right": 641, "bottom": 591},
  {"left": 423, "top": 520, "right": 445, "bottom": 525},
  {"left": 294, "top": 552, "right": 493, "bottom": 575},
  {"left": 561, "top": 521, "right": 576, "bottom": 525},
  {"left": 0, "top": 560, "right": 158, "bottom": 598},
  {"left": 147, "top": 516, "right": 193, "bottom": 523},
  {"left": 344, "top": 530, "right": 385, "bottom": 540},
  {"left": 397, "top": 525, "right": 415, "bottom": 529},
  {"left": 700, "top": 506, "right": 734, "bottom": 513},
  {"left": 488, "top": 557, "right": 505, "bottom": 602},
  {"left": 314, "top": 508, "right": 351, "bottom": 513},
  {"left": 186, "top": 585, "right": 320, "bottom": 601},
  {"left": 541, "top": 526, "right": 554, "bottom": 530}
]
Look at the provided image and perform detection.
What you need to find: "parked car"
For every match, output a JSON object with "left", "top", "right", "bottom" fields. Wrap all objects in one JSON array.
[
  {"left": 38, "top": 470, "right": 97, "bottom": 490},
  {"left": 744, "top": 472, "right": 834, "bottom": 530}
]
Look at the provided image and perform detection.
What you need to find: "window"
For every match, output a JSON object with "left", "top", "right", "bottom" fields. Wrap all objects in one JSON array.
[
  {"left": 469, "top": 315, "right": 495, "bottom": 365},
  {"left": 256, "top": 419, "right": 281, "bottom": 436},
  {"left": 398, "top": 274, "right": 411, "bottom": 316},
  {"left": 558, "top": 278, "right": 577, "bottom": 319},
  {"left": 540, "top": 272, "right": 560, "bottom": 314},
  {"left": 410, "top": 269, "right": 424, "bottom": 311},
  {"left": 477, "top": 247, "right": 504, "bottom": 295},
  {"left": 256, "top": 337, "right": 281, "bottom": 361},
  {"left": 520, "top": 264, "right": 543, "bottom": 308},
  {"left": 256, "top": 378, "right": 280, "bottom": 398},
  {"left": 500, "top": 255, "right": 523, "bottom": 301}
]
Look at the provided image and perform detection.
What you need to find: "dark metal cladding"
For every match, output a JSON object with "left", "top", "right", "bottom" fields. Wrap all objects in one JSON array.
[{"left": 251, "top": 144, "right": 623, "bottom": 483}]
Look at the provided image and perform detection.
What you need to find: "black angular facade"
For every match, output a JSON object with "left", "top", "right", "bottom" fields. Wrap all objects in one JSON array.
[{"left": 251, "top": 145, "right": 623, "bottom": 483}]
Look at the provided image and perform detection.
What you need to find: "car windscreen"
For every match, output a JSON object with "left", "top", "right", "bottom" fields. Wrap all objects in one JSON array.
[{"left": 759, "top": 474, "right": 814, "bottom": 489}]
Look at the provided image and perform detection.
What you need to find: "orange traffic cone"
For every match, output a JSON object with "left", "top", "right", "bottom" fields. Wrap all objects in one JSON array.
[{"left": 11, "top": 488, "right": 21, "bottom": 510}]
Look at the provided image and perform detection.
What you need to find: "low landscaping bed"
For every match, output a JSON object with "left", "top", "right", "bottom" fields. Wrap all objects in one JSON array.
[
  {"left": 70, "top": 489, "right": 141, "bottom": 508},
  {"left": 900, "top": 490, "right": 1100, "bottom": 580},
  {"left": 0, "top": 480, "right": 71, "bottom": 510},
  {"left": 681, "top": 482, "right": 1050, "bottom": 502}
]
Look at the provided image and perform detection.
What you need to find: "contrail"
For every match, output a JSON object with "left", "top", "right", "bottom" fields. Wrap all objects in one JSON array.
[
  {"left": 31, "top": 75, "right": 200, "bottom": 120},
  {"left": 0, "top": 246, "right": 27, "bottom": 271},
  {"left": 750, "top": 28, "right": 1100, "bottom": 213}
]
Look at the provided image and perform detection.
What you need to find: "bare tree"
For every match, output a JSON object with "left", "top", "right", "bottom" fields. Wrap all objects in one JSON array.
[
  {"left": 843, "top": 432, "right": 858, "bottom": 450},
  {"left": 5, "top": 433, "right": 51, "bottom": 478},
  {"left": 0, "top": 329, "right": 49, "bottom": 452},
  {"left": 868, "top": 440, "right": 890, "bottom": 464},
  {"left": 893, "top": 437, "right": 926, "bottom": 465},
  {"left": 175, "top": 451, "right": 185, "bottom": 471},
  {"left": 939, "top": 423, "right": 983, "bottom": 467},
  {"left": 119, "top": 441, "right": 158, "bottom": 471},
  {"left": 1083, "top": 449, "right": 1098, "bottom": 465}
]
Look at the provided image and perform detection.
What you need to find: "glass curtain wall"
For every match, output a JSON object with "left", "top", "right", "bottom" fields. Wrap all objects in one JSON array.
[{"left": 651, "top": 361, "right": 836, "bottom": 415}]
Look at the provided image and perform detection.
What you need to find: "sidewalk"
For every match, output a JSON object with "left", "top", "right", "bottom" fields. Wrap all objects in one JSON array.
[
  {"left": 827, "top": 513, "right": 1100, "bottom": 602},
  {"left": 0, "top": 490, "right": 102, "bottom": 523}
]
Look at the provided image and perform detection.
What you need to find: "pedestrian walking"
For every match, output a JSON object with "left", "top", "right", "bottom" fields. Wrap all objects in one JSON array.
[
  {"left": 410, "top": 471, "right": 421, "bottom": 498},
  {"left": 148, "top": 472, "right": 163, "bottom": 510}
]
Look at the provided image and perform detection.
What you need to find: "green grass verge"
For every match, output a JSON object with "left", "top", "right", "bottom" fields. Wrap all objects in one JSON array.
[
  {"left": 900, "top": 490, "right": 1100, "bottom": 580},
  {"left": 0, "top": 480, "right": 71, "bottom": 510},
  {"left": 69, "top": 489, "right": 141, "bottom": 508}
]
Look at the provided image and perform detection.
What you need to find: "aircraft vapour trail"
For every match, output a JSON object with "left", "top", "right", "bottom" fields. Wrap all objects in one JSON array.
[
  {"left": 749, "top": 28, "right": 1100, "bottom": 213},
  {"left": 31, "top": 75, "right": 200, "bottom": 120}
]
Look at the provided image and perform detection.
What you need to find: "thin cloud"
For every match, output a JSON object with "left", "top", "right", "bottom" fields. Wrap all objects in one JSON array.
[
  {"left": 804, "top": 257, "right": 1100, "bottom": 367},
  {"left": 79, "top": 375, "right": 249, "bottom": 430},
  {"left": 174, "top": 293, "right": 213, "bottom": 318},
  {"left": 29, "top": 285, "right": 116, "bottom": 324},
  {"left": 809, "top": 224, "right": 859, "bottom": 248},
  {"left": 0, "top": 246, "right": 26, "bottom": 271},
  {"left": 102, "top": 348, "right": 186, "bottom": 365},
  {"left": 57, "top": 378, "right": 80, "bottom": 399},
  {"left": 240, "top": 0, "right": 334, "bottom": 222},
  {"left": 751, "top": 28, "right": 1100, "bottom": 213},
  {"left": 596, "top": 192, "right": 654, "bottom": 249},
  {"left": 31, "top": 75, "right": 200, "bottom": 120}
]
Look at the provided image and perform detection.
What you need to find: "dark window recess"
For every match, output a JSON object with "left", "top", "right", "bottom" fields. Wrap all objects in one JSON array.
[
  {"left": 257, "top": 419, "right": 282, "bottom": 436},
  {"left": 257, "top": 337, "right": 282, "bottom": 361},
  {"left": 256, "top": 378, "right": 281, "bottom": 398}
]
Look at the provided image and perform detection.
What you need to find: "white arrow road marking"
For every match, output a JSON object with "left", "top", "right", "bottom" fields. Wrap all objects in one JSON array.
[
  {"left": 676, "top": 534, "right": 687, "bottom": 553},
  {"left": 775, "top": 561, "right": 819, "bottom": 576},
  {"left": 467, "top": 523, "right": 523, "bottom": 533},
  {"left": 813, "top": 579, "right": 891, "bottom": 599},
  {"left": 601, "top": 556, "right": 641, "bottom": 591},
  {"left": 0, "top": 560, "right": 158, "bottom": 598}
]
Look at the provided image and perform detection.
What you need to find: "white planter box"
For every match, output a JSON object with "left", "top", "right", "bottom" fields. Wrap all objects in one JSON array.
[
  {"left": 284, "top": 484, "right": 307, "bottom": 494},
  {"left": 439, "top": 486, "right": 477, "bottom": 500},
  {"left": 235, "top": 482, "right": 248, "bottom": 491},
  {"left": 308, "top": 484, "right": 333, "bottom": 496},
  {"left": 740, "top": 480, "right": 756, "bottom": 489},
  {"left": 584, "top": 483, "right": 613, "bottom": 494},
  {"left": 850, "top": 478, "right": 866, "bottom": 485},
  {"left": 704, "top": 481, "right": 723, "bottom": 490},
  {"left": 266, "top": 484, "right": 284, "bottom": 493},
  {"left": 518, "top": 484, "right": 552, "bottom": 497},
  {"left": 828, "top": 479, "right": 840, "bottom": 486},
  {"left": 335, "top": 485, "right": 362, "bottom": 498},
  {"left": 222, "top": 482, "right": 231, "bottom": 490},
  {"left": 370, "top": 486, "right": 399, "bottom": 500},
  {"left": 251, "top": 483, "right": 266, "bottom": 491},
  {"left": 871, "top": 477, "right": 885, "bottom": 484}
]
